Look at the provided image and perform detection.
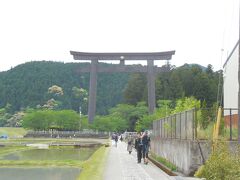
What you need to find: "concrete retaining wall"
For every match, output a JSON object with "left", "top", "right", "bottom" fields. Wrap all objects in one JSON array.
[
  {"left": 151, "top": 138, "right": 211, "bottom": 175},
  {"left": 151, "top": 138, "right": 240, "bottom": 176}
]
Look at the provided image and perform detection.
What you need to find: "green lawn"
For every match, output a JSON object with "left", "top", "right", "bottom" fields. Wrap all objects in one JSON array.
[{"left": 0, "top": 127, "right": 27, "bottom": 138}]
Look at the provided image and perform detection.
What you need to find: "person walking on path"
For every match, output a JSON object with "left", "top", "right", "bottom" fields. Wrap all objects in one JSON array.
[
  {"left": 114, "top": 133, "right": 118, "bottom": 147},
  {"left": 104, "top": 135, "right": 172, "bottom": 180},
  {"left": 127, "top": 133, "right": 134, "bottom": 154},
  {"left": 135, "top": 132, "right": 143, "bottom": 163},
  {"left": 142, "top": 131, "right": 151, "bottom": 164},
  {"left": 120, "top": 134, "right": 123, "bottom": 142}
]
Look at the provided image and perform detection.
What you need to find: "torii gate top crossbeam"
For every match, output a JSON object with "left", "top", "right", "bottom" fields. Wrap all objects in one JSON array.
[{"left": 70, "top": 51, "right": 175, "bottom": 60}]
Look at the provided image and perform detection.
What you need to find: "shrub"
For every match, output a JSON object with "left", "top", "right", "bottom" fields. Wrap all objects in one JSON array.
[{"left": 195, "top": 141, "right": 240, "bottom": 180}]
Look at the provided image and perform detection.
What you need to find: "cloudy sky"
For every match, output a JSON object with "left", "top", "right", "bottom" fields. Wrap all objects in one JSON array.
[{"left": 0, "top": 0, "right": 238, "bottom": 72}]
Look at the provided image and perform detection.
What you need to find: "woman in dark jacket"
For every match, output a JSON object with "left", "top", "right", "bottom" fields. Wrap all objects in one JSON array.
[{"left": 135, "top": 132, "right": 143, "bottom": 163}]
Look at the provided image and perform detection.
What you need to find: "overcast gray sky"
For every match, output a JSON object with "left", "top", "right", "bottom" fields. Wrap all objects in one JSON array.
[{"left": 0, "top": 0, "right": 238, "bottom": 72}]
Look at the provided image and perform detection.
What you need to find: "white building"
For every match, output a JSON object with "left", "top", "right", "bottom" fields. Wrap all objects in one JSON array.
[{"left": 223, "top": 40, "right": 239, "bottom": 127}]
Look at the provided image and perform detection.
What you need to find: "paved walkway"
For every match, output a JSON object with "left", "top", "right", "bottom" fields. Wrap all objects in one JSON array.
[{"left": 104, "top": 140, "right": 202, "bottom": 180}]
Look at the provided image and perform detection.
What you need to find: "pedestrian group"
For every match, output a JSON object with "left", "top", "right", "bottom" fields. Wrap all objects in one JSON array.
[
  {"left": 134, "top": 131, "right": 150, "bottom": 164},
  {"left": 112, "top": 131, "right": 151, "bottom": 165}
]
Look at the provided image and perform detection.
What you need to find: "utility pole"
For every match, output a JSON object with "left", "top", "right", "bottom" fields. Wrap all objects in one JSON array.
[{"left": 79, "top": 106, "right": 82, "bottom": 131}]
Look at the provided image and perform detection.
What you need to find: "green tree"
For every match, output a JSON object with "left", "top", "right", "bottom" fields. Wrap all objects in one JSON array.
[
  {"left": 55, "top": 110, "right": 80, "bottom": 130},
  {"left": 169, "top": 71, "right": 184, "bottom": 99},
  {"left": 0, "top": 108, "right": 7, "bottom": 126},
  {"left": 92, "top": 103, "right": 148, "bottom": 132},
  {"left": 79, "top": 115, "right": 89, "bottom": 130},
  {"left": 22, "top": 110, "right": 48, "bottom": 130},
  {"left": 91, "top": 114, "right": 128, "bottom": 132},
  {"left": 156, "top": 71, "right": 171, "bottom": 100},
  {"left": 5, "top": 111, "right": 24, "bottom": 127},
  {"left": 155, "top": 64, "right": 220, "bottom": 107},
  {"left": 173, "top": 96, "right": 200, "bottom": 113},
  {"left": 48, "top": 85, "right": 64, "bottom": 96},
  {"left": 40, "top": 98, "right": 61, "bottom": 110},
  {"left": 22, "top": 109, "right": 80, "bottom": 130},
  {"left": 0, "top": 103, "right": 13, "bottom": 126},
  {"left": 123, "top": 73, "right": 147, "bottom": 105},
  {"left": 71, "top": 86, "right": 88, "bottom": 115},
  {"left": 136, "top": 100, "right": 173, "bottom": 132},
  {"left": 206, "top": 64, "right": 214, "bottom": 76},
  {"left": 109, "top": 103, "right": 148, "bottom": 131}
]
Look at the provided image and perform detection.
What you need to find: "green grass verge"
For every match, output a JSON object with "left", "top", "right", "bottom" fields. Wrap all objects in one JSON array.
[
  {"left": 150, "top": 152, "right": 177, "bottom": 171},
  {"left": 78, "top": 145, "right": 109, "bottom": 180}
]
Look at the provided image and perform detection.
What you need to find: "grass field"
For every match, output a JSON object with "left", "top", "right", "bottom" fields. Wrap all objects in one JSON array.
[{"left": 0, "top": 127, "right": 27, "bottom": 138}]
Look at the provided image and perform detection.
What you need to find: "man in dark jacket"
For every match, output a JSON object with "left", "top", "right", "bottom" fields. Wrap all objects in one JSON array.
[
  {"left": 142, "top": 131, "right": 150, "bottom": 164},
  {"left": 114, "top": 133, "right": 118, "bottom": 147},
  {"left": 135, "top": 132, "right": 143, "bottom": 163}
]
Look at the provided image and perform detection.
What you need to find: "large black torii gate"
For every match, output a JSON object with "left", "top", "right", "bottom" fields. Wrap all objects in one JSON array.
[{"left": 70, "top": 51, "right": 175, "bottom": 123}]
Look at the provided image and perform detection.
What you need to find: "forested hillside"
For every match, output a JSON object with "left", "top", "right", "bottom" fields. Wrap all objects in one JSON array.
[
  {"left": 124, "top": 64, "right": 222, "bottom": 107},
  {"left": 0, "top": 61, "right": 130, "bottom": 115},
  {"left": 0, "top": 61, "right": 221, "bottom": 118}
]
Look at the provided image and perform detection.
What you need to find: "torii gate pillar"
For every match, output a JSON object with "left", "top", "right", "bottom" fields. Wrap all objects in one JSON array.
[
  {"left": 147, "top": 59, "right": 156, "bottom": 113},
  {"left": 88, "top": 60, "right": 98, "bottom": 123}
]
